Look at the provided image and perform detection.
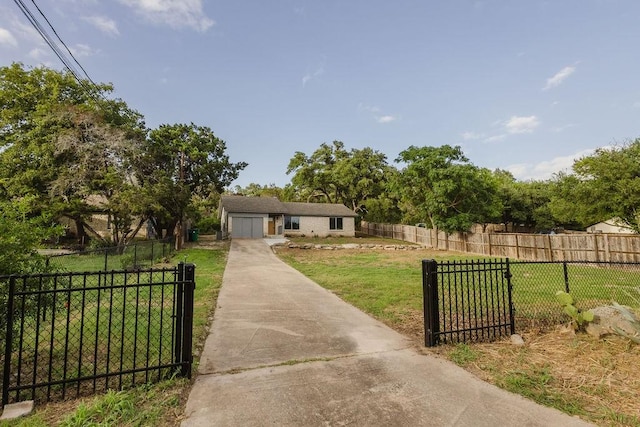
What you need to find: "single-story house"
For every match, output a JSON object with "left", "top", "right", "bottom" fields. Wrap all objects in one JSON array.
[
  {"left": 219, "top": 195, "right": 358, "bottom": 238},
  {"left": 586, "top": 218, "right": 636, "bottom": 234}
]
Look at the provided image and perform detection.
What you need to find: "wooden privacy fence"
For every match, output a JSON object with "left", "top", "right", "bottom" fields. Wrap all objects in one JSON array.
[{"left": 360, "top": 221, "right": 640, "bottom": 262}]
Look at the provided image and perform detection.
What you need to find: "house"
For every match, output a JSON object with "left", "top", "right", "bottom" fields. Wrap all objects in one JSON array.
[
  {"left": 586, "top": 218, "right": 636, "bottom": 234},
  {"left": 219, "top": 195, "right": 358, "bottom": 238}
]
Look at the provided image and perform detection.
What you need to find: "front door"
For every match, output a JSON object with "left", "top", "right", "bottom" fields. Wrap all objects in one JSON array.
[{"left": 268, "top": 219, "right": 275, "bottom": 235}]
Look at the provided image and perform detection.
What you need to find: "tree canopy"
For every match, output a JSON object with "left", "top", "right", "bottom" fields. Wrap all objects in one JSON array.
[
  {"left": 141, "top": 123, "right": 247, "bottom": 247},
  {"left": 287, "top": 141, "right": 391, "bottom": 215},
  {"left": 549, "top": 140, "right": 640, "bottom": 232},
  {"left": 0, "top": 63, "right": 247, "bottom": 248},
  {"left": 393, "top": 145, "right": 501, "bottom": 233}
]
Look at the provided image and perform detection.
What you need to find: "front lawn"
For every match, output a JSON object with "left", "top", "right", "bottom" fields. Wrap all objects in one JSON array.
[{"left": 1, "top": 244, "right": 228, "bottom": 427}]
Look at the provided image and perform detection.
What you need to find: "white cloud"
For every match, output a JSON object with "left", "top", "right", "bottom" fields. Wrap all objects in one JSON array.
[
  {"left": 376, "top": 115, "right": 397, "bottom": 124},
  {"left": 507, "top": 148, "right": 596, "bottom": 181},
  {"left": 505, "top": 115, "right": 540, "bottom": 134},
  {"left": 483, "top": 134, "right": 507, "bottom": 143},
  {"left": 119, "top": 0, "right": 214, "bottom": 32},
  {"left": 69, "top": 43, "right": 96, "bottom": 57},
  {"left": 302, "top": 67, "right": 324, "bottom": 87},
  {"left": 28, "top": 48, "right": 48, "bottom": 60},
  {"left": 543, "top": 66, "right": 576, "bottom": 90},
  {"left": 358, "top": 103, "right": 397, "bottom": 124},
  {"left": 83, "top": 16, "right": 119, "bottom": 37},
  {"left": 0, "top": 28, "right": 17, "bottom": 47},
  {"left": 461, "top": 131, "right": 483, "bottom": 141}
]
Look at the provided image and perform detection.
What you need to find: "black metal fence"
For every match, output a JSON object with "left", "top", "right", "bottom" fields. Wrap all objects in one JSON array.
[
  {"left": 1, "top": 262, "right": 195, "bottom": 405},
  {"left": 46, "top": 238, "right": 175, "bottom": 272},
  {"left": 423, "top": 259, "right": 640, "bottom": 346},
  {"left": 422, "top": 259, "right": 515, "bottom": 347}
]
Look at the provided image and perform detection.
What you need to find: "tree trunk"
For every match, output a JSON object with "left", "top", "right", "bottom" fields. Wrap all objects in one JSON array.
[
  {"left": 174, "top": 220, "right": 183, "bottom": 251},
  {"left": 74, "top": 218, "right": 87, "bottom": 246}
]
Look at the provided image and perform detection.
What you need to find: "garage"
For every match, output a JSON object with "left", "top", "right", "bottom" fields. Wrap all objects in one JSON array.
[{"left": 231, "top": 217, "right": 264, "bottom": 239}]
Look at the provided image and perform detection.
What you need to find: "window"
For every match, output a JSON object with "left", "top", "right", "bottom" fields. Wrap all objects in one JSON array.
[
  {"left": 329, "top": 217, "right": 343, "bottom": 230},
  {"left": 284, "top": 215, "right": 300, "bottom": 230}
]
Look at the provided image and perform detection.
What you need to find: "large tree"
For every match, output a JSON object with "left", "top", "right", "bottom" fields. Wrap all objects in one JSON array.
[
  {"left": 549, "top": 140, "right": 640, "bottom": 232},
  {"left": 0, "top": 63, "right": 146, "bottom": 246},
  {"left": 141, "top": 123, "right": 247, "bottom": 248},
  {"left": 286, "top": 141, "right": 392, "bottom": 215},
  {"left": 393, "top": 145, "right": 501, "bottom": 233}
]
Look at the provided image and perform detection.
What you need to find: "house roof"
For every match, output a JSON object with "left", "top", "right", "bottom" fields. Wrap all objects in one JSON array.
[
  {"left": 220, "top": 195, "right": 286, "bottom": 214},
  {"left": 220, "top": 195, "right": 357, "bottom": 217},
  {"left": 283, "top": 202, "right": 357, "bottom": 217}
]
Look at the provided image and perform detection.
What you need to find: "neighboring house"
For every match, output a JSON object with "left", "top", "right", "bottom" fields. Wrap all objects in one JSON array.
[
  {"left": 219, "top": 195, "right": 358, "bottom": 238},
  {"left": 586, "top": 218, "right": 636, "bottom": 234}
]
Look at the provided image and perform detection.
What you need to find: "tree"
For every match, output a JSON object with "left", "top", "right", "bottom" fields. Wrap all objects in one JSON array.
[
  {"left": 0, "top": 63, "right": 147, "bottom": 246},
  {"left": 141, "top": 123, "right": 247, "bottom": 248},
  {"left": 549, "top": 140, "right": 640, "bottom": 232},
  {"left": 286, "top": 141, "right": 392, "bottom": 215},
  {"left": 232, "top": 183, "right": 286, "bottom": 199},
  {"left": 393, "top": 145, "right": 501, "bottom": 233},
  {"left": 0, "top": 196, "right": 61, "bottom": 275}
]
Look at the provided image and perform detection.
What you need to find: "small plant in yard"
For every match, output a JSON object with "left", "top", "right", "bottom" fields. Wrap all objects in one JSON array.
[
  {"left": 449, "top": 343, "right": 478, "bottom": 366},
  {"left": 555, "top": 290, "right": 594, "bottom": 331}
]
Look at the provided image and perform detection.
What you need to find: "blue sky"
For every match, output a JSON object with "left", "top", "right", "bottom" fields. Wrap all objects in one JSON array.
[{"left": 1, "top": 1, "right": 640, "bottom": 188}]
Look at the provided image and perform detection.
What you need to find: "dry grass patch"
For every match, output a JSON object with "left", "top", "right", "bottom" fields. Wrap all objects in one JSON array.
[{"left": 425, "top": 330, "right": 640, "bottom": 426}]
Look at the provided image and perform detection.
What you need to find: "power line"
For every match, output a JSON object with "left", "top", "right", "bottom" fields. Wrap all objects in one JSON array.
[
  {"left": 28, "top": 0, "right": 99, "bottom": 88},
  {"left": 12, "top": 0, "right": 103, "bottom": 101}
]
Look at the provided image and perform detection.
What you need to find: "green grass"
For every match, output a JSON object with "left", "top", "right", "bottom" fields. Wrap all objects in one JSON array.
[
  {"left": 47, "top": 241, "right": 176, "bottom": 272},
  {"left": 1, "top": 378, "right": 189, "bottom": 427},
  {"left": 287, "top": 232, "right": 416, "bottom": 246},
  {"left": 277, "top": 250, "right": 482, "bottom": 325},
  {"left": 448, "top": 343, "right": 479, "bottom": 366},
  {"left": 1, "top": 245, "right": 228, "bottom": 426},
  {"left": 496, "top": 367, "right": 586, "bottom": 416}
]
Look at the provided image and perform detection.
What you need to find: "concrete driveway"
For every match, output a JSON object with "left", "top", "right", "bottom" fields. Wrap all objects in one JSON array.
[{"left": 181, "top": 239, "right": 591, "bottom": 426}]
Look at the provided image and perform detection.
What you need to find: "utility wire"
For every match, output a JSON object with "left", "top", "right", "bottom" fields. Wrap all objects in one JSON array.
[
  {"left": 28, "top": 0, "right": 99, "bottom": 88},
  {"left": 12, "top": 0, "right": 104, "bottom": 102}
]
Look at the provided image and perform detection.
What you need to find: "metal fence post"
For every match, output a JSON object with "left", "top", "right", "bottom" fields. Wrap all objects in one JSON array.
[
  {"left": 563, "top": 261, "right": 570, "bottom": 293},
  {"left": 505, "top": 258, "right": 516, "bottom": 335},
  {"left": 3, "top": 277, "right": 16, "bottom": 406},
  {"left": 422, "top": 259, "right": 440, "bottom": 347},
  {"left": 181, "top": 263, "right": 195, "bottom": 378},
  {"left": 174, "top": 263, "right": 184, "bottom": 371}
]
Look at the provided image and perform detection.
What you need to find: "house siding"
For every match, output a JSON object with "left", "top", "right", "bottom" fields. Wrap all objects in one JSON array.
[{"left": 284, "top": 215, "right": 355, "bottom": 237}]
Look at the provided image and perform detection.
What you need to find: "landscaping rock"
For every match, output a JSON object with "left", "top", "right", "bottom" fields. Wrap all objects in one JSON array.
[
  {"left": 0, "top": 401, "right": 34, "bottom": 420},
  {"left": 341, "top": 244, "right": 361, "bottom": 249},
  {"left": 510, "top": 334, "right": 525, "bottom": 346},
  {"left": 586, "top": 305, "right": 640, "bottom": 341}
]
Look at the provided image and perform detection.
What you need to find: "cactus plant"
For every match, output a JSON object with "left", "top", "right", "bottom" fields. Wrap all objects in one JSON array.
[{"left": 555, "top": 290, "right": 594, "bottom": 330}]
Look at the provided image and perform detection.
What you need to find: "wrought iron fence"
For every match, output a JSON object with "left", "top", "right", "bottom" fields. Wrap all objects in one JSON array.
[
  {"left": 46, "top": 238, "right": 175, "bottom": 272},
  {"left": 422, "top": 259, "right": 515, "bottom": 347},
  {"left": 423, "top": 259, "right": 640, "bottom": 346},
  {"left": 1, "top": 262, "right": 194, "bottom": 405}
]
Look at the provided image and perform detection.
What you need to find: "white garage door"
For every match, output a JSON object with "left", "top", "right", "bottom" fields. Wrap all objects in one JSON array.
[{"left": 232, "top": 217, "right": 263, "bottom": 239}]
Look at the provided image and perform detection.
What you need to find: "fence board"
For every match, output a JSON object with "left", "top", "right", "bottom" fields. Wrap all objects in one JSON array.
[{"left": 361, "top": 221, "right": 640, "bottom": 261}]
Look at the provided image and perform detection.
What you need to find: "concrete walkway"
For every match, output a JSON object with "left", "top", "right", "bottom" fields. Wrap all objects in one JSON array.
[{"left": 181, "top": 240, "right": 591, "bottom": 426}]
